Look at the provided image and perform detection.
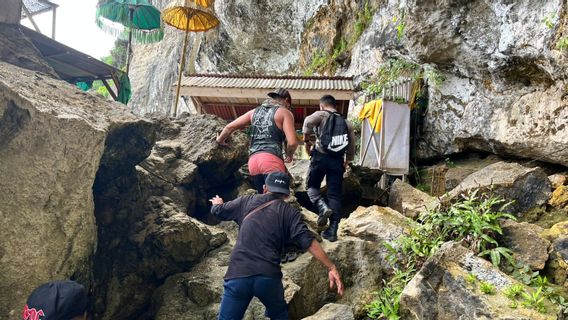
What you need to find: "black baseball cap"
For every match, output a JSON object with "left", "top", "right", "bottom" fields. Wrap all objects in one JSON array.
[
  {"left": 265, "top": 171, "right": 290, "bottom": 195},
  {"left": 23, "top": 280, "right": 88, "bottom": 320},
  {"left": 267, "top": 88, "right": 292, "bottom": 101}
]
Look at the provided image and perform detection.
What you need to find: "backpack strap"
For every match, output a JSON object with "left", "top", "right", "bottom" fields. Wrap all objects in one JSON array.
[{"left": 243, "top": 199, "right": 279, "bottom": 221}]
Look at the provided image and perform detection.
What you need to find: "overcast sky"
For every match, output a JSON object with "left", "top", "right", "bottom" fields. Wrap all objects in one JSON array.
[{"left": 21, "top": 0, "right": 115, "bottom": 59}]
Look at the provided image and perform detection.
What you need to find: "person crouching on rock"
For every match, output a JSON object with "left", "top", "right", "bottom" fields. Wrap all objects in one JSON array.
[
  {"left": 216, "top": 88, "right": 298, "bottom": 193},
  {"left": 210, "top": 171, "right": 344, "bottom": 320}
]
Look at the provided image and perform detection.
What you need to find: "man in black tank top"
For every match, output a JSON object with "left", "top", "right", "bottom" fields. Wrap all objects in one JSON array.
[{"left": 216, "top": 88, "right": 298, "bottom": 192}]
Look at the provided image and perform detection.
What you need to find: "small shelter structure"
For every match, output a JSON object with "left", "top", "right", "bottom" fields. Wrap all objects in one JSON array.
[
  {"left": 176, "top": 74, "right": 354, "bottom": 128},
  {"left": 21, "top": 0, "right": 58, "bottom": 38},
  {"left": 359, "top": 79, "right": 413, "bottom": 183},
  {"left": 22, "top": 26, "right": 126, "bottom": 101}
]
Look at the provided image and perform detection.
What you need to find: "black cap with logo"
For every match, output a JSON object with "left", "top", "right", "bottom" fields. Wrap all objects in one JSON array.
[
  {"left": 264, "top": 171, "right": 290, "bottom": 195},
  {"left": 23, "top": 280, "right": 88, "bottom": 320}
]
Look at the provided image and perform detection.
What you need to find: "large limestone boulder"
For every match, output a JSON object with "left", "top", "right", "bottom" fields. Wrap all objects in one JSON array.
[
  {"left": 445, "top": 161, "right": 551, "bottom": 215},
  {"left": 91, "top": 114, "right": 247, "bottom": 319},
  {"left": 0, "top": 62, "right": 154, "bottom": 318},
  {"left": 498, "top": 220, "right": 550, "bottom": 271},
  {"left": 301, "top": 303, "right": 354, "bottom": 320},
  {"left": 339, "top": 205, "right": 414, "bottom": 242},
  {"left": 400, "top": 242, "right": 557, "bottom": 319},
  {"left": 389, "top": 179, "right": 438, "bottom": 219}
]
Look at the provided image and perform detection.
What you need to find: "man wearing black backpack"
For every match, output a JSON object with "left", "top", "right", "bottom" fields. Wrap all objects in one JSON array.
[{"left": 302, "top": 95, "right": 356, "bottom": 242}]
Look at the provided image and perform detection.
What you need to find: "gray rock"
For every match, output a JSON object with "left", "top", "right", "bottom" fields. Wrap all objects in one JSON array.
[
  {"left": 0, "top": 24, "right": 58, "bottom": 77},
  {"left": 339, "top": 205, "right": 414, "bottom": 242},
  {"left": 285, "top": 238, "right": 389, "bottom": 319},
  {"left": 0, "top": 62, "right": 152, "bottom": 318},
  {"left": 549, "top": 173, "right": 568, "bottom": 189},
  {"left": 0, "top": 1, "right": 21, "bottom": 24},
  {"left": 445, "top": 161, "right": 551, "bottom": 216},
  {"left": 498, "top": 220, "right": 550, "bottom": 271},
  {"left": 389, "top": 179, "right": 438, "bottom": 219},
  {"left": 400, "top": 242, "right": 556, "bottom": 319},
  {"left": 301, "top": 303, "right": 354, "bottom": 320}
]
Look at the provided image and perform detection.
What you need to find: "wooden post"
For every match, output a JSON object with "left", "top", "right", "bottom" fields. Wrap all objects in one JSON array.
[
  {"left": 22, "top": 5, "right": 41, "bottom": 33},
  {"left": 51, "top": 6, "right": 57, "bottom": 39}
]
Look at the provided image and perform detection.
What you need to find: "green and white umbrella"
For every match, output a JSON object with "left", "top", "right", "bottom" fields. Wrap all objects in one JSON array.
[{"left": 96, "top": 0, "right": 164, "bottom": 74}]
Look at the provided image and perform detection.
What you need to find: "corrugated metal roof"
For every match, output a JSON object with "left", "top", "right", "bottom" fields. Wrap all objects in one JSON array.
[
  {"left": 22, "top": 0, "right": 58, "bottom": 17},
  {"left": 180, "top": 74, "right": 354, "bottom": 91}
]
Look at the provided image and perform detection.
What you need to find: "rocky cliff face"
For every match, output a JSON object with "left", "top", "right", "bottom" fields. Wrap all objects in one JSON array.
[
  {"left": 0, "top": 61, "right": 154, "bottom": 318},
  {"left": 131, "top": 0, "right": 568, "bottom": 167}
]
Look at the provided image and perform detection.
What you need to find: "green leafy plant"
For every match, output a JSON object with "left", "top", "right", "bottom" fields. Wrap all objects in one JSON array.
[
  {"left": 479, "top": 246, "right": 514, "bottom": 268},
  {"left": 557, "top": 36, "right": 568, "bottom": 51},
  {"left": 509, "top": 263, "right": 540, "bottom": 286},
  {"left": 365, "top": 268, "right": 413, "bottom": 320},
  {"left": 392, "top": 9, "right": 406, "bottom": 41},
  {"left": 503, "top": 284, "right": 524, "bottom": 300},
  {"left": 532, "top": 275, "right": 549, "bottom": 289},
  {"left": 521, "top": 287, "right": 546, "bottom": 313},
  {"left": 465, "top": 273, "right": 477, "bottom": 285},
  {"left": 479, "top": 281, "right": 496, "bottom": 295},
  {"left": 444, "top": 157, "right": 456, "bottom": 168},
  {"left": 542, "top": 14, "right": 556, "bottom": 30},
  {"left": 354, "top": 1, "right": 374, "bottom": 39}
]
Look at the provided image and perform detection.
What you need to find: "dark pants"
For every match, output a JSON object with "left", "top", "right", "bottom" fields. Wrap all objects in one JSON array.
[
  {"left": 251, "top": 174, "right": 268, "bottom": 194},
  {"left": 218, "top": 275, "right": 288, "bottom": 320},
  {"left": 306, "top": 151, "right": 344, "bottom": 222}
]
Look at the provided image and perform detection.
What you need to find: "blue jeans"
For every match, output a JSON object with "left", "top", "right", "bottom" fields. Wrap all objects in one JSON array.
[{"left": 218, "top": 275, "right": 288, "bottom": 320}]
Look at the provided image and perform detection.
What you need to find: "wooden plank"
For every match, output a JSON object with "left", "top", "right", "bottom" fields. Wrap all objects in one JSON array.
[
  {"left": 231, "top": 105, "right": 238, "bottom": 118},
  {"left": 101, "top": 79, "right": 118, "bottom": 101},
  {"left": 22, "top": 5, "right": 42, "bottom": 33}
]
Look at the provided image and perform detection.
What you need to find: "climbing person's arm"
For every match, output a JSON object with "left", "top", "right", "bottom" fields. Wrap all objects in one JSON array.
[
  {"left": 209, "top": 195, "right": 243, "bottom": 221},
  {"left": 287, "top": 208, "right": 344, "bottom": 295},
  {"left": 281, "top": 109, "right": 298, "bottom": 163},
  {"left": 216, "top": 110, "right": 254, "bottom": 146},
  {"left": 345, "top": 121, "right": 356, "bottom": 167},
  {"left": 302, "top": 113, "right": 319, "bottom": 155},
  {"left": 307, "top": 239, "right": 344, "bottom": 296}
]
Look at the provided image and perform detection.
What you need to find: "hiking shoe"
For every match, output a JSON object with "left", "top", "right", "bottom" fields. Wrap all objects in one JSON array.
[
  {"left": 322, "top": 220, "right": 339, "bottom": 242},
  {"left": 316, "top": 199, "right": 333, "bottom": 227}
]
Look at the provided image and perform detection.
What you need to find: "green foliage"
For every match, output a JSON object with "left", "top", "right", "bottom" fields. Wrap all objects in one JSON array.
[
  {"left": 557, "top": 36, "right": 568, "bottom": 51},
  {"left": 421, "top": 190, "right": 515, "bottom": 254},
  {"left": 109, "top": 39, "right": 128, "bottom": 70},
  {"left": 392, "top": 10, "right": 406, "bottom": 41},
  {"left": 504, "top": 284, "right": 524, "bottom": 300},
  {"left": 542, "top": 14, "right": 556, "bottom": 30},
  {"left": 479, "top": 246, "right": 514, "bottom": 268},
  {"left": 532, "top": 275, "right": 549, "bottom": 289},
  {"left": 444, "top": 157, "right": 456, "bottom": 168},
  {"left": 423, "top": 65, "right": 447, "bottom": 88},
  {"left": 415, "top": 183, "right": 431, "bottom": 193},
  {"left": 479, "top": 281, "right": 496, "bottom": 295},
  {"left": 521, "top": 287, "right": 546, "bottom": 313},
  {"left": 332, "top": 38, "right": 348, "bottom": 60},
  {"left": 365, "top": 268, "right": 413, "bottom": 320},
  {"left": 368, "top": 190, "right": 516, "bottom": 319},
  {"left": 304, "top": 50, "right": 329, "bottom": 76},
  {"left": 362, "top": 58, "right": 421, "bottom": 96},
  {"left": 465, "top": 273, "right": 477, "bottom": 285},
  {"left": 354, "top": 1, "right": 374, "bottom": 40},
  {"left": 508, "top": 263, "right": 540, "bottom": 286},
  {"left": 91, "top": 80, "right": 110, "bottom": 98}
]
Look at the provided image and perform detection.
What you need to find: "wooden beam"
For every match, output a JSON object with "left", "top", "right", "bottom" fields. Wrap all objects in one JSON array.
[
  {"left": 22, "top": 5, "right": 41, "bottom": 33},
  {"left": 101, "top": 79, "right": 118, "bottom": 101},
  {"left": 230, "top": 105, "right": 238, "bottom": 118}
]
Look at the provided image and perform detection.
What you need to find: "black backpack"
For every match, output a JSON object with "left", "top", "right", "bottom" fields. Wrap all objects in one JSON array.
[{"left": 319, "top": 111, "right": 349, "bottom": 156}]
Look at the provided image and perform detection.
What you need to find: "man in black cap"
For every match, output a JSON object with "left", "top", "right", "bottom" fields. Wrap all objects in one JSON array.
[
  {"left": 216, "top": 88, "right": 298, "bottom": 193},
  {"left": 23, "top": 280, "right": 88, "bottom": 320},
  {"left": 210, "top": 171, "right": 343, "bottom": 320}
]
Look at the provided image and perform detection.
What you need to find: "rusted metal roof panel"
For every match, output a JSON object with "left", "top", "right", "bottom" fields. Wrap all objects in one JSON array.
[{"left": 181, "top": 74, "right": 354, "bottom": 91}]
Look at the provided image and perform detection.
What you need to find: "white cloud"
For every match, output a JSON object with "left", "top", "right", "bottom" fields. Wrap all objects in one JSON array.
[{"left": 21, "top": 0, "right": 115, "bottom": 59}]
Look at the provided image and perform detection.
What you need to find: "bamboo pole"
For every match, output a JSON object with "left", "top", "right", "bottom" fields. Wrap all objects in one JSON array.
[{"left": 173, "top": 12, "right": 192, "bottom": 117}]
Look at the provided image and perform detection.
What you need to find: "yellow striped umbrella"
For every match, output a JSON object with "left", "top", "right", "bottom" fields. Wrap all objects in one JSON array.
[{"left": 163, "top": 0, "right": 219, "bottom": 116}]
